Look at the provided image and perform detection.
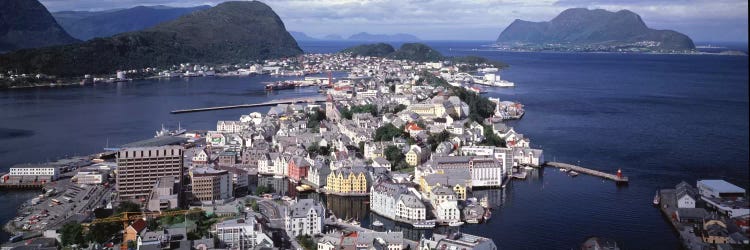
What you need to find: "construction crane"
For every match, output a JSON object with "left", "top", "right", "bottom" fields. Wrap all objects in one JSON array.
[{"left": 85, "top": 209, "right": 204, "bottom": 250}]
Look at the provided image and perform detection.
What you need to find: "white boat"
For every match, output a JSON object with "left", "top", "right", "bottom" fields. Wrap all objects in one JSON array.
[
  {"left": 653, "top": 190, "right": 660, "bottom": 205},
  {"left": 372, "top": 220, "right": 384, "bottom": 227},
  {"left": 493, "top": 80, "right": 515, "bottom": 87},
  {"left": 568, "top": 171, "right": 579, "bottom": 177},
  {"left": 448, "top": 221, "right": 464, "bottom": 227},
  {"left": 413, "top": 220, "right": 436, "bottom": 229},
  {"left": 559, "top": 168, "right": 568, "bottom": 172}
]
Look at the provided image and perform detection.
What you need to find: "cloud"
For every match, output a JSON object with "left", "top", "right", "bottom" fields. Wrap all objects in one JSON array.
[{"left": 39, "top": 0, "right": 748, "bottom": 41}]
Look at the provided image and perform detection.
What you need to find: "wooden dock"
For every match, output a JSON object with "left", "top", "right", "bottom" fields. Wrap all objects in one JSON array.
[
  {"left": 170, "top": 96, "right": 327, "bottom": 114},
  {"left": 545, "top": 162, "right": 629, "bottom": 183}
]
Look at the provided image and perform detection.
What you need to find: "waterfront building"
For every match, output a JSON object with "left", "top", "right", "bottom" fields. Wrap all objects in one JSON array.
[
  {"left": 420, "top": 169, "right": 471, "bottom": 200},
  {"left": 419, "top": 232, "right": 497, "bottom": 250},
  {"left": 284, "top": 199, "right": 325, "bottom": 237},
  {"left": 676, "top": 181, "right": 699, "bottom": 208},
  {"left": 697, "top": 180, "right": 746, "bottom": 199},
  {"left": 146, "top": 176, "right": 180, "bottom": 212},
  {"left": 435, "top": 199, "right": 461, "bottom": 222},
  {"left": 325, "top": 167, "right": 369, "bottom": 195},
  {"left": 116, "top": 146, "right": 184, "bottom": 202},
  {"left": 215, "top": 214, "right": 274, "bottom": 249},
  {"left": 702, "top": 220, "right": 729, "bottom": 244},
  {"left": 217, "top": 120, "right": 247, "bottom": 133},
  {"left": 190, "top": 167, "right": 233, "bottom": 204},
  {"left": 8, "top": 164, "right": 60, "bottom": 181},
  {"left": 396, "top": 193, "right": 426, "bottom": 221},
  {"left": 370, "top": 180, "right": 410, "bottom": 220},
  {"left": 306, "top": 160, "right": 330, "bottom": 189},
  {"left": 419, "top": 156, "right": 505, "bottom": 188}
]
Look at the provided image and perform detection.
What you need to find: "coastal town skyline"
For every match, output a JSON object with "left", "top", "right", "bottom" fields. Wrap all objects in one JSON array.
[{"left": 38, "top": 0, "right": 749, "bottom": 42}]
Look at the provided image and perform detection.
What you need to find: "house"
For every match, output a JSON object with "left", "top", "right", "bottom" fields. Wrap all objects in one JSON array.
[
  {"left": 124, "top": 219, "right": 148, "bottom": 245},
  {"left": 285, "top": 199, "right": 325, "bottom": 237},
  {"left": 287, "top": 157, "right": 311, "bottom": 182},
  {"left": 676, "top": 181, "right": 699, "bottom": 208},
  {"left": 192, "top": 148, "right": 210, "bottom": 165},
  {"left": 373, "top": 157, "right": 392, "bottom": 171}
]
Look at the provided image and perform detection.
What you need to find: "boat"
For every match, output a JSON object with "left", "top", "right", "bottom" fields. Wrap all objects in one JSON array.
[
  {"left": 568, "top": 171, "right": 579, "bottom": 177},
  {"left": 264, "top": 81, "right": 295, "bottom": 91},
  {"left": 372, "top": 220, "right": 384, "bottom": 227},
  {"left": 448, "top": 221, "right": 464, "bottom": 227},
  {"left": 483, "top": 209, "right": 492, "bottom": 221},
  {"left": 559, "top": 168, "right": 568, "bottom": 172},
  {"left": 653, "top": 190, "right": 660, "bottom": 205},
  {"left": 493, "top": 80, "right": 515, "bottom": 87},
  {"left": 465, "top": 218, "right": 480, "bottom": 224},
  {"left": 479, "top": 196, "right": 490, "bottom": 209},
  {"left": 9, "top": 233, "right": 23, "bottom": 243},
  {"left": 154, "top": 123, "right": 186, "bottom": 137},
  {"left": 413, "top": 220, "right": 436, "bottom": 229}
]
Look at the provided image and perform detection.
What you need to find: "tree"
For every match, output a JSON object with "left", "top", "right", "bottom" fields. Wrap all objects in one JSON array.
[
  {"left": 481, "top": 125, "right": 506, "bottom": 147},
  {"left": 87, "top": 221, "right": 121, "bottom": 244},
  {"left": 384, "top": 145, "right": 405, "bottom": 167},
  {"left": 254, "top": 185, "right": 275, "bottom": 196},
  {"left": 297, "top": 235, "right": 316, "bottom": 250},
  {"left": 373, "top": 124, "right": 404, "bottom": 141},
  {"left": 427, "top": 130, "right": 452, "bottom": 151},
  {"left": 393, "top": 104, "right": 407, "bottom": 113},
  {"left": 60, "top": 222, "right": 85, "bottom": 246},
  {"left": 115, "top": 201, "right": 141, "bottom": 213}
]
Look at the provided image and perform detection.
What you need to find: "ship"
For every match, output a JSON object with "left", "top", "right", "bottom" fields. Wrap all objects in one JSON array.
[
  {"left": 155, "top": 123, "right": 186, "bottom": 137},
  {"left": 653, "top": 190, "right": 660, "bottom": 205},
  {"left": 568, "top": 171, "right": 579, "bottom": 177},
  {"left": 483, "top": 209, "right": 492, "bottom": 221},
  {"left": 448, "top": 221, "right": 465, "bottom": 227},
  {"left": 264, "top": 81, "right": 295, "bottom": 91}
]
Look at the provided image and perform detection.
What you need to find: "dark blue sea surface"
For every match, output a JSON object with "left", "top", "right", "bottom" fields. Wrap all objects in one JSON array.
[{"left": 1, "top": 41, "right": 747, "bottom": 249}]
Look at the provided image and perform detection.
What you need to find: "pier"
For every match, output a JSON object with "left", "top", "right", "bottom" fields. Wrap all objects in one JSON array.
[
  {"left": 545, "top": 162, "right": 629, "bottom": 183},
  {"left": 170, "top": 96, "right": 327, "bottom": 114}
]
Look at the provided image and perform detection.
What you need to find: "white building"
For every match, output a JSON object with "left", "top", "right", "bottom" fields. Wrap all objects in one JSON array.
[
  {"left": 9, "top": 165, "right": 60, "bottom": 180},
  {"left": 435, "top": 200, "right": 461, "bottom": 222},
  {"left": 215, "top": 215, "right": 274, "bottom": 249},
  {"left": 217, "top": 121, "right": 247, "bottom": 133},
  {"left": 73, "top": 171, "right": 105, "bottom": 185},
  {"left": 284, "top": 199, "right": 324, "bottom": 237},
  {"left": 396, "top": 193, "right": 426, "bottom": 221}
]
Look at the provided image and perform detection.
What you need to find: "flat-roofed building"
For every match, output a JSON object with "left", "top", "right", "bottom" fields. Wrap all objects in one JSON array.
[
  {"left": 191, "top": 167, "right": 233, "bottom": 204},
  {"left": 116, "top": 146, "right": 184, "bottom": 202},
  {"left": 9, "top": 164, "right": 60, "bottom": 181},
  {"left": 147, "top": 176, "right": 180, "bottom": 212},
  {"left": 697, "top": 180, "right": 746, "bottom": 199}
]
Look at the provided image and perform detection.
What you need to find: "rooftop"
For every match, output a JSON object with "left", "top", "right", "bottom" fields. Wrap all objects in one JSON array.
[{"left": 698, "top": 180, "right": 746, "bottom": 194}]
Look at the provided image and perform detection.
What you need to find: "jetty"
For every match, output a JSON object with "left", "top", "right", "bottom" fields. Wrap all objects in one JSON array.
[
  {"left": 170, "top": 96, "right": 327, "bottom": 114},
  {"left": 545, "top": 162, "right": 629, "bottom": 183}
]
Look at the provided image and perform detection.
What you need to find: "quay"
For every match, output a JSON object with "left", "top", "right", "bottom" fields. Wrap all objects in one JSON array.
[
  {"left": 545, "top": 162, "right": 629, "bottom": 183},
  {"left": 170, "top": 96, "right": 327, "bottom": 114},
  {"left": 0, "top": 183, "right": 45, "bottom": 190}
]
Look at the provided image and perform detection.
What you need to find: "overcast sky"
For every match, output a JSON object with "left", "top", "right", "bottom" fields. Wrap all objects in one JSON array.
[{"left": 40, "top": 0, "right": 748, "bottom": 42}]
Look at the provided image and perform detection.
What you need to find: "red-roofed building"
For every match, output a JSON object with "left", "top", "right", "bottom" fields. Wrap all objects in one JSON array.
[{"left": 124, "top": 219, "right": 147, "bottom": 244}]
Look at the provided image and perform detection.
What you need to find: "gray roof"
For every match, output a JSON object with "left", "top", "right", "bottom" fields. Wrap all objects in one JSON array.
[
  {"left": 288, "top": 199, "right": 324, "bottom": 218},
  {"left": 398, "top": 193, "right": 425, "bottom": 209}
]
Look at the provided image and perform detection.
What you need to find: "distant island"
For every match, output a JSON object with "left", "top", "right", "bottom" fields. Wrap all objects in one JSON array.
[
  {"left": 0, "top": 1, "right": 301, "bottom": 77},
  {"left": 52, "top": 5, "right": 210, "bottom": 41},
  {"left": 496, "top": 8, "right": 696, "bottom": 53},
  {"left": 348, "top": 32, "right": 420, "bottom": 42},
  {"left": 0, "top": 0, "right": 80, "bottom": 52},
  {"left": 341, "top": 42, "right": 507, "bottom": 70}
]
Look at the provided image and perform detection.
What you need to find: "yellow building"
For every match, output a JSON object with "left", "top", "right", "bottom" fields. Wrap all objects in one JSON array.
[
  {"left": 419, "top": 169, "right": 471, "bottom": 200},
  {"left": 405, "top": 148, "right": 420, "bottom": 167},
  {"left": 325, "top": 167, "right": 368, "bottom": 195},
  {"left": 702, "top": 220, "right": 729, "bottom": 244}
]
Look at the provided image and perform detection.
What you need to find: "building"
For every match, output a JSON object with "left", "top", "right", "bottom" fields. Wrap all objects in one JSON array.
[
  {"left": 419, "top": 156, "right": 505, "bottom": 188},
  {"left": 8, "top": 164, "right": 60, "bottom": 181},
  {"left": 419, "top": 232, "right": 497, "bottom": 250},
  {"left": 285, "top": 199, "right": 324, "bottom": 237},
  {"left": 325, "top": 167, "right": 369, "bottom": 195},
  {"left": 192, "top": 148, "right": 210, "bottom": 165},
  {"left": 702, "top": 220, "right": 729, "bottom": 244},
  {"left": 676, "top": 181, "right": 699, "bottom": 208},
  {"left": 216, "top": 121, "right": 247, "bottom": 133},
  {"left": 419, "top": 169, "right": 471, "bottom": 200},
  {"left": 73, "top": 170, "right": 106, "bottom": 185},
  {"left": 191, "top": 167, "right": 233, "bottom": 204},
  {"left": 396, "top": 193, "right": 427, "bottom": 221},
  {"left": 287, "top": 157, "right": 310, "bottom": 182},
  {"left": 146, "top": 176, "right": 180, "bottom": 212},
  {"left": 370, "top": 180, "right": 409, "bottom": 220},
  {"left": 697, "top": 180, "right": 746, "bottom": 199},
  {"left": 117, "top": 146, "right": 184, "bottom": 202},
  {"left": 215, "top": 214, "right": 274, "bottom": 249}
]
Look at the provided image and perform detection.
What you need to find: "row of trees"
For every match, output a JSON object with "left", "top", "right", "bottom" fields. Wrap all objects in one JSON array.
[{"left": 339, "top": 104, "right": 378, "bottom": 119}]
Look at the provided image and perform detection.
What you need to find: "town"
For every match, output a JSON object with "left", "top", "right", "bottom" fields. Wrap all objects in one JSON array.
[{"left": 1, "top": 52, "right": 747, "bottom": 250}]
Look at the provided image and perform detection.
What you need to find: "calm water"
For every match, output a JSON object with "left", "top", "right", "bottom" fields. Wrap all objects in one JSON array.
[{"left": 1, "top": 41, "right": 748, "bottom": 248}]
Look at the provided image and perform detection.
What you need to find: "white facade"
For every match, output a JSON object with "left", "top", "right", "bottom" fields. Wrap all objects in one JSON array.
[
  {"left": 9, "top": 165, "right": 60, "bottom": 180},
  {"left": 435, "top": 200, "right": 460, "bottom": 222},
  {"left": 215, "top": 216, "right": 273, "bottom": 249},
  {"left": 285, "top": 199, "right": 324, "bottom": 237},
  {"left": 217, "top": 121, "right": 247, "bottom": 133},
  {"left": 74, "top": 171, "right": 105, "bottom": 184},
  {"left": 396, "top": 194, "right": 426, "bottom": 221},
  {"left": 677, "top": 194, "right": 696, "bottom": 208}
]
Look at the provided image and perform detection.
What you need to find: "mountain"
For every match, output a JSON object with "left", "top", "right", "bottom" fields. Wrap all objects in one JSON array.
[
  {"left": 348, "top": 32, "right": 420, "bottom": 42},
  {"left": 0, "top": 1, "right": 302, "bottom": 77},
  {"left": 496, "top": 8, "right": 695, "bottom": 50},
  {"left": 289, "top": 31, "right": 317, "bottom": 41},
  {"left": 52, "top": 5, "right": 210, "bottom": 41},
  {"left": 341, "top": 43, "right": 442, "bottom": 62},
  {"left": 341, "top": 43, "right": 395, "bottom": 57},
  {"left": 323, "top": 34, "right": 344, "bottom": 40},
  {"left": 0, "top": 0, "right": 79, "bottom": 53}
]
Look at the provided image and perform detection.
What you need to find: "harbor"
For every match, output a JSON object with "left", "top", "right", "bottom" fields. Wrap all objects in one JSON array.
[{"left": 170, "top": 96, "right": 327, "bottom": 114}]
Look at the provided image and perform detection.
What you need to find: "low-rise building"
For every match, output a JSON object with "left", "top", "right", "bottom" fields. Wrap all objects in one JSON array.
[
  {"left": 191, "top": 167, "right": 233, "bottom": 204},
  {"left": 215, "top": 214, "right": 274, "bottom": 249},
  {"left": 419, "top": 232, "right": 497, "bottom": 250},
  {"left": 146, "top": 176, "right": 180, "bottom": 212},
  {"left": 8, "top": 164, "right": 60, "bottom": 181}
]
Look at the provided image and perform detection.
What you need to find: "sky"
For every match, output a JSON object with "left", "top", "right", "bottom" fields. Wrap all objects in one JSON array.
[{"left": 39, "top": 0, "right": 749, "bottom": 42}]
